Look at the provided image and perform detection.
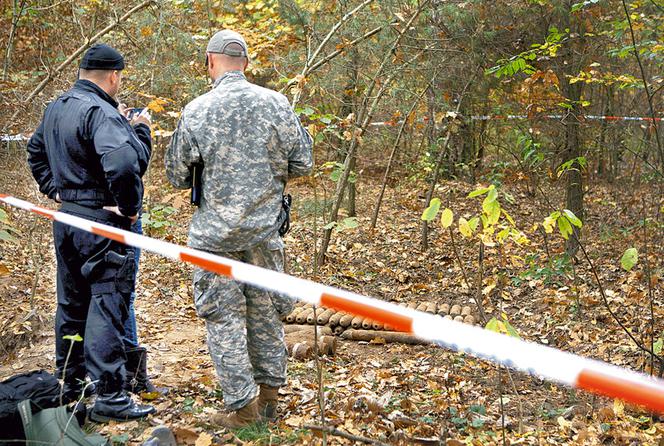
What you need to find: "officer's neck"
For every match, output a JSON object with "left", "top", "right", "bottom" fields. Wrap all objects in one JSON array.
[{"left": 212, "top": 69, "right": 244, "bottom": 84}]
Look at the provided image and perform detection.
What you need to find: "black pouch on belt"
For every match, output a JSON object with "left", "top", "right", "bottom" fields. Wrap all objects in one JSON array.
[
  {"left": 278, "top": 194, "right": 292, "bottom": 237},
  {"left": 105, "top": 250, "right": 136, "bottom": 295}
]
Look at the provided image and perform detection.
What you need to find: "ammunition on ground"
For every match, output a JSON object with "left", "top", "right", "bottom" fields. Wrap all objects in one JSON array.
[
  {"left": 351, "top": 315, "right": 364, "bottom": 329},
  {"left": 339, "top": 314, "right": 354, "bottom": 328},
  {"left": 450, "top": 304, "right": 462, "bottom": 316},
  {"left": 317, "top": 309, "right": 335, "bottom": 325}
]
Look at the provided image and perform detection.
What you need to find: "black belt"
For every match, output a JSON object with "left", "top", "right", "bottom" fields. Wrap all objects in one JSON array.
[{"left": 59, "top": 202, "right": 130, "bottom": 229}]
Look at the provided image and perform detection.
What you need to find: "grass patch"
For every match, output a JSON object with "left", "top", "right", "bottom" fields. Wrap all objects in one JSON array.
[{"left": 233, "top": 424, "right": 305, "bottom": 445}]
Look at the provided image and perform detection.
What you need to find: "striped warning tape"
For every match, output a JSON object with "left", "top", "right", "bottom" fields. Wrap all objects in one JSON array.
[
  {"left": 4, "top": 114, "right": 662, "bottom": 140},
  {"left": 470, "top": 114, "right": 663, "bottom": 122},
  {"left": 367, "top": 114, "right": 664, "bottom": 127},
  {"left": 2, "top": 193, "right": 664, "bottom": 412}
]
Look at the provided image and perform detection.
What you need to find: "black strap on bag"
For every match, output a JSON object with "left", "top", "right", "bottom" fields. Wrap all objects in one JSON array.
[{"left": 278, "top": 194, "right": 292, "bottom": 236}]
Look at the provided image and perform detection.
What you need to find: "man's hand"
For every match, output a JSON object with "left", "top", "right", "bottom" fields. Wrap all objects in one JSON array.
[
  {"left": 118, "top": 103, "right": 128, "bottom": 117},
  {"left": 131, "top": 109, "right": 152, "bottom": 128},
  {"left": 103, "top": 205, "right": 139, "bottom": 224}
]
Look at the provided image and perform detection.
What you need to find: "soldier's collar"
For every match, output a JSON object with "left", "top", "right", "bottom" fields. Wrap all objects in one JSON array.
[
  {"left": 213, "top": 70, "right": 246, "bottom": 88},
  {"left": 74, "top": 79, "right": 119, "bottom": 108}
]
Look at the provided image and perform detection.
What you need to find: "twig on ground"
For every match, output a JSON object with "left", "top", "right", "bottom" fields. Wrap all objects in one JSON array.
[{"left": 303, "top": 424, "right": 389, "bottom": 446}]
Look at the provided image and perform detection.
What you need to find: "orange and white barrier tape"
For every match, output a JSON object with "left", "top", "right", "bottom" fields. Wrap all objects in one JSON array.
[{"left": 2, "top": 193, "right": 664, "bottom": 413}]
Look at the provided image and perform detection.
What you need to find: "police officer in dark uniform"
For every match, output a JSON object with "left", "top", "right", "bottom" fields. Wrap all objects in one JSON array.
[{"left": 26, "top": 44, "right": 155, "bottom": 422}]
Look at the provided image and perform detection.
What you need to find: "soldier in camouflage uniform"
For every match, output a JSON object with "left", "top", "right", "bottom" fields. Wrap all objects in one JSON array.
[{"left": 164, "top": 30, "right": 313, "bottom": 428}]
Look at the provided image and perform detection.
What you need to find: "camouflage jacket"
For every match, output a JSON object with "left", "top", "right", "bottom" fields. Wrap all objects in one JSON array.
[{"left": 165, "top": 71, "right": 313, "bottom": 252}]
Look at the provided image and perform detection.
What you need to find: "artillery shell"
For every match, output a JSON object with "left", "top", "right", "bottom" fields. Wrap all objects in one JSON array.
[
  {"left": 416, "top": 303, "right": 428, "bottom": 312},
  {"left": 317, "top": 309, "right": 335, "bottom": 325},
  {"left": 372, "top": 321, "right": 384, "bottom": 330},
  {"left": 328, "top": 311, "right": 344, "bottom": 327},
  {"left": 461, "top": 306, "right": 472, "bottom": 317},
  {"left": 407, "top": 302, "right": 418, "bottom": 310},
  {"left": 351, "top": 315, "right": 364, "bottom": 329},
  {"left": 362, "top": 318, "right": 373, "bottom": 330},
  {"left": 426, "top": 303, "right": 437, "bottom": 314},
  {"left": 453, "top": 315, "right": 464, "bottom": 323},
  {"left": 307, "top": 309, "right": 320, "bottom": 324},
  {"left": 339, "top": 314, "right": 354, "bottom": 328},
  {"left": 450, "top": 305, "right": 462, "bottom": 316},
  {"left": 463, "top": 315, "right": 475, "bottom": 325},
  {"left": 296, "top": 308, "right": 313, "bottom": 324},
  {"left": 438, "top": 303, "right": 450, "bottom": 315},
  {"left": 334, "top": 325, "right": 345, "bottom": 335}
]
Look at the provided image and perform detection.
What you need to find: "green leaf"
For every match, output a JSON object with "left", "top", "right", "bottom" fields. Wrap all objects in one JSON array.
[
  {"left": 63, "top": 334, "right": 83, "bottom": 342},
  {"left": 299, "top": 106, "right": 315, "bottom": 116},
  {"left": 322, "top": 221, "right": 337, "bottom": 230},
  {"left": 468, "top": 217, "right": 480, "bottom": 231},
  {"left": 563, "top": 209, "right": 583, "bottom": 228},
  {"left": 421, "top": 198, "right": 441, "bottom": 222},
  {"left": 620, "top": 247, "right": 638, "bottom": 271},
  {"left": 484, "top": 200, "right": 501, "bottom": 226},
  {"left": 557, "top": 216, "right": 573, "bottom": 240},
  {"left": 497, "top": 227, "right": 510, "bottom": 243},
  {"left": 440, "top": 208, "right": 454, "bottom": 228},
  {"left": 485, "top": 317, "right": 501, "bottom": 332},
  {"left": 503, "top": 319, "right": 520, "bottom": 338},
  {"left": 0, "top": 208, "right": 8, "bottom": 223},
  {"left": 0, "top": 230, "right": 17, "bottom": 243},
  {"left": 471, "top": 417, "right": 485, "bottom": 428},
  {"left": 654, "top": 338, "right": 663, "bottom": 355},
  {"left": 470, "top": 404, "right": 486, "bottom": 415},
  {"left": 483, "top": 187, "right": 498, "bottom": 206},
  {"left": 340, "top": 217, "right": 359, "bottom": 230},
  {"left": 468, "top": 185, "right": 492, "bottom": 198}
]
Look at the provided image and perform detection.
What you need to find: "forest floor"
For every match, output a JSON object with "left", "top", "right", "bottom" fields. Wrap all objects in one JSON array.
[{"left": 0, "top": 142, "right": 663, "bottom": 446}]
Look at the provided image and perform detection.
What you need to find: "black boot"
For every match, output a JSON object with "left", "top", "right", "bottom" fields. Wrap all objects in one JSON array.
[
  {"left": 125, "top": 346, "right": 168, "bottom": 395},
  {"left": 89, "top": 390, "right": 155, "bottom": 422}
]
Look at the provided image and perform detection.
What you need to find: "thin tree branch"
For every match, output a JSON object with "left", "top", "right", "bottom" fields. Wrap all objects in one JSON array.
[
  {"left": 303, "top": 424, "right": 389, "bottom": 446},
  {"left": 17, "top": 0, "right": 154, "bottom": 107},
  {"left": 370, "top": 70, "right": 439, "bottom": 229},
  {"left": 621, "top": 0, "right": 664, "bottom": 170}
]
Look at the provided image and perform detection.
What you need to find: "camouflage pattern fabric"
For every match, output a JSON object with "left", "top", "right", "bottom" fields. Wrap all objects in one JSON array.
[
  {"left": 193, "top": 233, "right": 294, "bottom": 410},
  {"left": 165, "top": 69, "right": 312, "bottom": 410},
  {"left": 165, "top": 70, "right": 313, "bottom": 253}
]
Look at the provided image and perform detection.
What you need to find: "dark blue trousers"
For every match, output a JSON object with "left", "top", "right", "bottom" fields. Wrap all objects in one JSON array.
[{"left": 53, "top": 206, "right": 135, "bottom": 395}]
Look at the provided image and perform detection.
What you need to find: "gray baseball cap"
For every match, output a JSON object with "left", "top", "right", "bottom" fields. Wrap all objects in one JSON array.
[{"left": 206, "top": 30, "right": 249, "bottom": 57}]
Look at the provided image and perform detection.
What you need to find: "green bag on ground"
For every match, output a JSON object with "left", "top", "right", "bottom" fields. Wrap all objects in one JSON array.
[{"left": 17, "top": 400, "right": 108, "bottom": 446}]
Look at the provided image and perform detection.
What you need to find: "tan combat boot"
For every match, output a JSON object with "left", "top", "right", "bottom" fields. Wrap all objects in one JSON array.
[
  {"left": 211, "top": 397, "right": 260, "bottom": 429},
  {"left": 258, "top": 385, "right": 279, "bottom": 422}
]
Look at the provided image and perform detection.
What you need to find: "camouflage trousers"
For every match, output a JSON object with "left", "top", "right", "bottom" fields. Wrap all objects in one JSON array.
[{"left": 192, "top": 232, "right": 295, "bottom": 410}]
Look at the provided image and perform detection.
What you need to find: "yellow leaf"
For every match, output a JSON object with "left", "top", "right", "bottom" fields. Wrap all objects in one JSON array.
[
  {"left": 482, "top": 283, "right": 496, "bottom": 296},
  {"left": 613, "top": 398, "right": 624, "bottom": 417},
  {"left": 147, "top": 98, "right": 167, "bottom": 114},
  {"left": 542, "top": 216, "right": 556, "bottom": 234},
  {"left": 458, "top": 217, "right": 472, "bottom": 238},
  {"left": 0, "top": 263, "right": 9, "bottom": 276},
  {"left": 195, "top": 432, "right": 213, "bottom": 446},
  {"left": 440, "top": 208, "right": 454, "bottom": 228},
  {"left": 480, "top": 232, "right": 495, "bottom": 247},
  {"left": 139, "top": 391, "right": 161, "bottom": 400}
]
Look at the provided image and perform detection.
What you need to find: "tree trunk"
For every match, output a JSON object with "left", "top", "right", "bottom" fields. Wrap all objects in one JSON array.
[{"left": 559, "top": 0, "right": 586, "bottom": 257}]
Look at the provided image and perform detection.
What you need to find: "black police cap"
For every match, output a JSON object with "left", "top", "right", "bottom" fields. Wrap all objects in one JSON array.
[{"left": 79, "top": 44, "right": 125, "bottom": 70}]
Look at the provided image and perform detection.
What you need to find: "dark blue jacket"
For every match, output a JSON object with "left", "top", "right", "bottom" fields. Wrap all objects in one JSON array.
[{"left": 27, "top": 79, "right": 151, "bottom": 217}]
